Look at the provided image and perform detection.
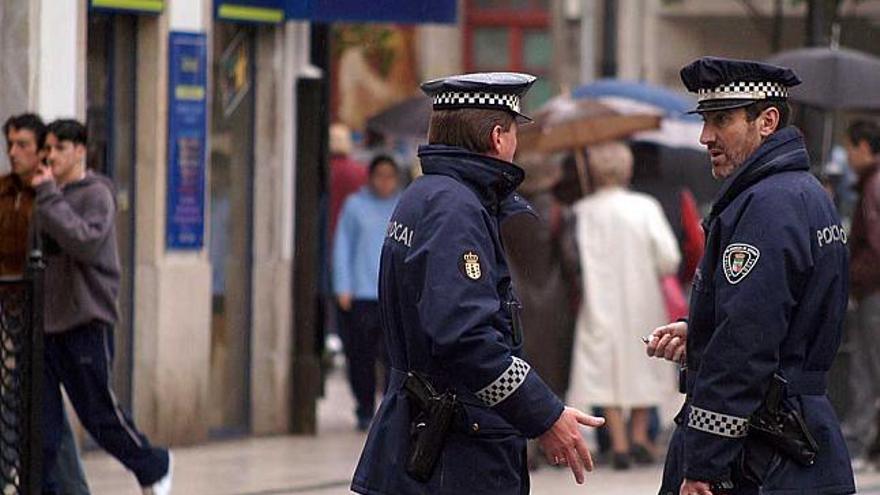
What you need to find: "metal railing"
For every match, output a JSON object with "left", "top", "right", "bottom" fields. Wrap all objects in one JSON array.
[{"left": 1, "top": 254, "right": 44, "bottom": 494}]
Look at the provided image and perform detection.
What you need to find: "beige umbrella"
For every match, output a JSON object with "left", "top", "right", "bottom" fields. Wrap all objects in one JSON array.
[{"left": 518, "top": 95, "right": 662, "bottom": 194}]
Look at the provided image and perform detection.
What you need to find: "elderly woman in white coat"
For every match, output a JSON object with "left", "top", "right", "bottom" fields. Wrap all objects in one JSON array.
[{"left": 568, "top": 141, "right": 681, "bottom": 470}]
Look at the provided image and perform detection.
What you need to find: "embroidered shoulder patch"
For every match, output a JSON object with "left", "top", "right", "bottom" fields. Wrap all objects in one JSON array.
[
  {"left": 459, "top": 251, "right": 483, "bottom": 281},
  {"left": 723, "top": 243, "right": 760, "bottom": 285}
]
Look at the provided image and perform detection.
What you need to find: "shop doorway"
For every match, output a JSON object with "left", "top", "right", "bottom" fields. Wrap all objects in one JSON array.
[
  {"left": 85, "top": 12, "right": 137, "bottom": 409},
  {"left": 208, "top": 24, "right": 256, "bottom": 436}
]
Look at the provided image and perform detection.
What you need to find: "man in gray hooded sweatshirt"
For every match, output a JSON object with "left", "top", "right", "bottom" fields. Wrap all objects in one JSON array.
[{"left": 32, "top": 119, "right": 172, "bottom": 495}]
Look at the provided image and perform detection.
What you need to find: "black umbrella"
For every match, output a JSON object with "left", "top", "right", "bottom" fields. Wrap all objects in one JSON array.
[
  {"left": 365, "top": 96, "right": 432, "bottom": 139},
  {"left": 766, "top": 47, "right": 880, "bottom": 110}
]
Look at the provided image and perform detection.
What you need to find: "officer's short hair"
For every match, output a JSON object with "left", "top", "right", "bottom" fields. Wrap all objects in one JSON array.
[
  {"left": 428, "top": 109, "right": 515, "bottom": 155},
  {"left": 744, "top": 101, "right": 792, "bottom": 130},
  {"left": 847, "top": 120, "right": 880, "bottom": 155},
  {"left": 47, "top": 119, "right": 87, "bottom": 146},
  {"left": 587, "top": 141, "right": 633, "bottom": 188},
  {"left": 3, "top": 113, "right": 47, "bottom": 149}
]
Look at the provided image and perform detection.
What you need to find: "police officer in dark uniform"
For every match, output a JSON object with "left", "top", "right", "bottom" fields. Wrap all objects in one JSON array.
[
  {"left": 647, "top": 57, "right": 855, "bottom": 495},
  {"left": 350, "top": 72, "right": 606, "bottom": 495}
]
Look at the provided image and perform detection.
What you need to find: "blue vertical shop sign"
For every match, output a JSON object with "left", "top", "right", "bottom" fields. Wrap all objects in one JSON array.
[{"left": 166, "top": 32, "right": 208, "bottom": 250}]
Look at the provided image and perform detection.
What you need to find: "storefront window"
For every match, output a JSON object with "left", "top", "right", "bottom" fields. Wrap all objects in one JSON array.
[
  {"left": 464, "top": 0, "right": 552, "bottom": 110},
  {"left": 208, "top": 24, "right": 255, "bottom": 436},
  {"left": 523, "top": 29, "right": 551, "bottom": 70},
  {"left": 473, "top": 27, "right": 510, "bottom": 69},
  {"left": 86, "top": 13, "right": 137, "bottom": 409}
]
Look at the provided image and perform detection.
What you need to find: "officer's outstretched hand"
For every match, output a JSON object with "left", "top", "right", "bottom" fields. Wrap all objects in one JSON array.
[
  {"left": 647, "top": 321, "right": 688, "bottom": 364},
  {"left": 538, "top": 407, "right": 605, "bottom": 485}
]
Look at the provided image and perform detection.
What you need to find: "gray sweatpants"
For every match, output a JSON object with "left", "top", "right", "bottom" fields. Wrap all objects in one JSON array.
[{"left": 845, "top": 292, "right": 880, "bottom": 459}]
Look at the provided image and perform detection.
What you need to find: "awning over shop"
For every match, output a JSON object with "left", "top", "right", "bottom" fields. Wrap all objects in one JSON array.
[
  {"left": 89, "top": 0, "right": 164, "bottom": 14},
  {"left": 286, "top": 0, "right": 457, "bottom": 24},
  {"left": 215, "top": 0, "right": 285, "bottom": 23},
  {"left": 92, "top": 0, "right": 455, "bottom": 24}
]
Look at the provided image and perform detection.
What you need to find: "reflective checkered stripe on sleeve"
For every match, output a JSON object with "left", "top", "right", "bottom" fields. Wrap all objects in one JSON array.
[
  {"left": 687, "top": 406, "right": 749, "bottom": 438},
  {"left": 475, "top": 356, "right": 531, "bottom": 407}
]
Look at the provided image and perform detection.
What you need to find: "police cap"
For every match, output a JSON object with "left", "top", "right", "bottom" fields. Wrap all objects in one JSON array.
[
  {"left": 420, "top": 72, "right": 537, "bottom": 122},
  {"left": 680, "top": 56, "right": 801, "bottom": 113}
]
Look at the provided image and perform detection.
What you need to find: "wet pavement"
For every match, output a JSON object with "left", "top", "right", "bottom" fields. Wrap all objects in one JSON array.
[{"left": 83, "top": 369, "right": 880, "bottom": 494}]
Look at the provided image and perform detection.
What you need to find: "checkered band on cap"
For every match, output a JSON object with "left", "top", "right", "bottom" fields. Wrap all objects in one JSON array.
[
  {"left": 433, "top": 91, "right": 522, "bottom": 114},
  {"left": 698, "top": 81, "right": 789, "bottom": 102},
  {"left": 688, "top": 406, "right": 749, "bottom": 438},
  {"left": 475, "top": 356, "right": 531, "bottom": 407}
]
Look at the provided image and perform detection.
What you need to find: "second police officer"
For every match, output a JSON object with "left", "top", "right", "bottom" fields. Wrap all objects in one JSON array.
[
  {"left": 350, "top": 72, "right": 606, "bottom": 494},
  {"left": 648, "top": 57, "right": 855, "bottom": 495}
]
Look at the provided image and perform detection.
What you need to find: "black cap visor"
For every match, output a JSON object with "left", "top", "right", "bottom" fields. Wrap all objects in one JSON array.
[
  {"left": 686, "top": 98, "right": 756, "bottom": 114},
  {"left": 514, "top": 112, "right": 534, "bottom": 124}
]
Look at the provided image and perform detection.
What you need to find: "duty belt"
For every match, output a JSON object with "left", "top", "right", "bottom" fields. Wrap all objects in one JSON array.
[
  {"left": 682, "top": 368, "right": 828, "bottom": 397},
  {"left": 389, "top": 368, "right": 488, "bottom": 408}
]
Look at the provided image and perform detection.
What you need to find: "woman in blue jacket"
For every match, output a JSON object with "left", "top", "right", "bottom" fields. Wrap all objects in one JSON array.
[{"left": 333, "top": 154, "right": 401, "bottom": 431}]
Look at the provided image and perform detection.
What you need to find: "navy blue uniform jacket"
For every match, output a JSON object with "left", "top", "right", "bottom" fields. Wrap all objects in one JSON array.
[
  {"left": 660, "top": 127, "right": 855, "bottom": 494},
  {"left": 351, "top": 145, "right": 564, "bottom": 495}
]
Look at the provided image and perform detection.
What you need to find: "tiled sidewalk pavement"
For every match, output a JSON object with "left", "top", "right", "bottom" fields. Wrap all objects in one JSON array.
[{"left": 83, "top": 370, "right": 880, "bottom": 494}]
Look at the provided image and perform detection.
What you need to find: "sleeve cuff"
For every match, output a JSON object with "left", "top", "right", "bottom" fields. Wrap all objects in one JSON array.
[
  {"left": 493, "top": 367, "right": 565, "bottom": 438},
  {"left": 683, "top": 419, "right": 744, "bottom": 484}
]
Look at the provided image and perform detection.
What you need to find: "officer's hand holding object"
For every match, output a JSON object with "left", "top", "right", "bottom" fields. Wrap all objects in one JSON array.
[
  {"left": 646, "top": 321, "right": 687, "bottom": 363},
  {"left": 537, "top": 407, "right": 605, "bottom": 484},
  {"left": 649, "top": 57, "right": 855, "bottom": 495}
]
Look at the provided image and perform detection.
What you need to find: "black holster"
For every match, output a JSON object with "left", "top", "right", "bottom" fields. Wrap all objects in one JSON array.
[
  {"left": 403, "top": 372, "right": 459, "bottom": 482},
  {"left": 748, "top": 374, "right": 820, "bottom": 467}
]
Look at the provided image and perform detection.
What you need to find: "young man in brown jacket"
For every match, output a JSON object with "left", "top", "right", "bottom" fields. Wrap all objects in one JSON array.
[
  {"left": 1, "top": 114, "right": 41, "bottom": 277},
  {"left": 844, "top": 119, "right": 880, "bottom": 471},
  {"left": 1, "top": 113, "right": 91, "bottom": 494}
]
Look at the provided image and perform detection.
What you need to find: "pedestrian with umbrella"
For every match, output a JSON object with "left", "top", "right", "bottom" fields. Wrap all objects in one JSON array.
[{"left": 767, "top": 45, "right": 880, "bottom": 168}]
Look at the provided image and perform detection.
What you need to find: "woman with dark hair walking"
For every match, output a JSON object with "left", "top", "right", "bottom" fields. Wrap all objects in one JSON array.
[{"left": 333, "top": 155, "right": 401, "bottom": 431}]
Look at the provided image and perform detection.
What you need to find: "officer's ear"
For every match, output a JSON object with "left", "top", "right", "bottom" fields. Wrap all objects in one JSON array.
[
  {"left": 490, "top": 124, "right": 505, "bottom": 154},
  {"left": 758, "top": 107, "right": 780, "bottom": 137}
]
